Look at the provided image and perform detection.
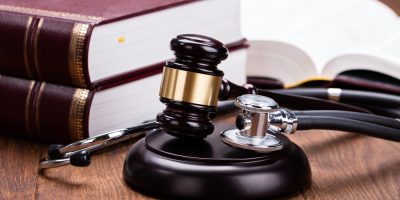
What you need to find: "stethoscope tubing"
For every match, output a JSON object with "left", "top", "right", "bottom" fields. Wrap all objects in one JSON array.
[
  {"left": 296, "top": 115, "right": 400, "bottom": 142},
  {"left": 353, "top": 103, "right": 400, "bottom": 119},
  {"left": 294, "top": 110, "right": 400, "bottom": 130},
  {"left": 272, "top": 88, "right": 400, "bottom": 107}
]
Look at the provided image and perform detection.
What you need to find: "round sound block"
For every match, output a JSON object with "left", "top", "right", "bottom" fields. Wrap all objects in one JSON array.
[{"left": 123, "top": 129, "right": 311, "bottom": 199}]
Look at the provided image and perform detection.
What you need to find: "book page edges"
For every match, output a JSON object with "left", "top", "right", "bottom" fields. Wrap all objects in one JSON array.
[
  {"left": 323, "top": 53, "right": 400, "bottom": 80},
  {"left": 247, "top": 40, "right": 317, "bottom": 86}
]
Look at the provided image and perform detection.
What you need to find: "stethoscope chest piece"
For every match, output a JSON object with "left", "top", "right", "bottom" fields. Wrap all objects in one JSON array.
[
  {"left": 221, "top": 129, "right": 283, "bottom": 153},
  {"left": 221, "top": 94, "right": 296, "bottom": 153}
]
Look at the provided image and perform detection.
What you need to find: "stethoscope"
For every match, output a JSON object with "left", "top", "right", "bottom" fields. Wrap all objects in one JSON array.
[
  {"left": 39, "top": 91, "right": 400, "bottom": 169},
  {"left": 38, "top": 33, "right": 400, "bottom": 169}
]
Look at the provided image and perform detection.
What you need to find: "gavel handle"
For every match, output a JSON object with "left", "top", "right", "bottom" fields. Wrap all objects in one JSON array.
[
  {"left": 218, "top": 78, "right": 369, "bottom": 113},
  {"left": 219, "top": 79, "right": 255, "bottom": 100}
]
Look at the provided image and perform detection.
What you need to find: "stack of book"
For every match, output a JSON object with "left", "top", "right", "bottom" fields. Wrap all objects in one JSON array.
[{"left": 0, "top": 0, "right": 248, "bottom": 143}]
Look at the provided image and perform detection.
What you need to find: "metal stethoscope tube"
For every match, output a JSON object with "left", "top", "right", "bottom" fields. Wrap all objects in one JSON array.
[{"left": 39, "top": 121, "right": 158, "bottom": 169}]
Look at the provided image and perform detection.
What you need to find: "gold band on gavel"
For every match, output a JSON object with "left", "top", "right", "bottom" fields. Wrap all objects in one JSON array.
[{"left": 159, "top": 67, "right": 222, "bottom": 107}]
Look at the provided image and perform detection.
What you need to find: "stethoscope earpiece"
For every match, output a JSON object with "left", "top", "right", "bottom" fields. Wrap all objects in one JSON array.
[
  {"left": 48, "top": 144, "right": 64, "bottom": 159},
  {"left": 40, "top": 150, "right": 91, "bottom": 169},
  {"left": 69, "top": 150, "right": 91, "bottom": 167}
]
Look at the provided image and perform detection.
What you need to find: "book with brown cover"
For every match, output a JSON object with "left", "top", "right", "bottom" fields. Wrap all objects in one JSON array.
[
  {"left": 0, "top": 0, "right": 242, "bottom": 88},
  {"left": 0, "top": 74, "right": 93, "bottom": 143}
]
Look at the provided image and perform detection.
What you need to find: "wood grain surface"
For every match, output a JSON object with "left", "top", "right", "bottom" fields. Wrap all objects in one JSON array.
[
  {"left": 1, "top": 115, "right": 399, "bottom": 200},
  {"left": 0, "top": 135, "right": 42, "bottom": 199}
]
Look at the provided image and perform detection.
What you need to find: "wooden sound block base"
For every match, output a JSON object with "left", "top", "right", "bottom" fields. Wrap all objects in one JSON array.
[{"left": 123, "top": 129, "right": 311, "bottom": 199}]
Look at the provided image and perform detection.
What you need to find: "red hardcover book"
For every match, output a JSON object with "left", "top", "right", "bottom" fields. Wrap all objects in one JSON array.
[
  {"left": 0, "top": 43, "right": 248, "bottom": 143},
  {"left": 0, "top": 0, "right": 242, "bottom": 88}
]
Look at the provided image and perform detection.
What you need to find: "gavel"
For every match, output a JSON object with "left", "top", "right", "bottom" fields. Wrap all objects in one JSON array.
[{"left": 156, "top": 34, "right": 254, "bottom": 138}]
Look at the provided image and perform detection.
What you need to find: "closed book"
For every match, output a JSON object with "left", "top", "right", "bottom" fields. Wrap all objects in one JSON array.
[
  {"left": 0, "top": 0, "right": 242, "bottom": 88},
  {"left": 0, "top": 44, "right": 247, "bottom": 143}
]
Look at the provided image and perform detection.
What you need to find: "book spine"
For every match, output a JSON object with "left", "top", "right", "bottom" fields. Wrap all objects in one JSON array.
[
  {"left": 0, "top": 11, "right": 94, "bottom": 88},
  {"left": 0, "top": 75, "right": 93, "bottom": 143}
]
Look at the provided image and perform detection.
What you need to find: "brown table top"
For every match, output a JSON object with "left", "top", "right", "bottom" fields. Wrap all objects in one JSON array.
[{"left": 1, "top": 115, "right": 399, "bottom": 200}]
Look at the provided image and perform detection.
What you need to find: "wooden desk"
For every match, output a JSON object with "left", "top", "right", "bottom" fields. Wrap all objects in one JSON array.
[{"left": 1, "top": 116, "right": 399, "bottom": 200}]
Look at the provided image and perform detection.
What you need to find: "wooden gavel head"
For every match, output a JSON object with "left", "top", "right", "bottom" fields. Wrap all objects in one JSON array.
[{"left": 156, "top": 34, "right": 228, "bottom": 138}]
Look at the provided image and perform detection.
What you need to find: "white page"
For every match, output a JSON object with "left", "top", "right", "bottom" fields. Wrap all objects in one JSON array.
[
  {"left": 323, "top": 25, "right": 400, "bottom": 78},
  {"left": 377, "top": 28, "right": 400, "bottom": 60},
  {"left": 241, "top": 0, "right": 313, "bottom": 36},
  {"left": 242, "top": 0, "right": 362, "bottom": 39},
  {"left": 274, "top": 0, "right": 398, "bottom": 73}
]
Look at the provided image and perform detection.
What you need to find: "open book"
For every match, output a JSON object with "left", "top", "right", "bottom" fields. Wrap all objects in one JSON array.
[{"left": 242, "top": 0, "right": 400, "bottom": 87}]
